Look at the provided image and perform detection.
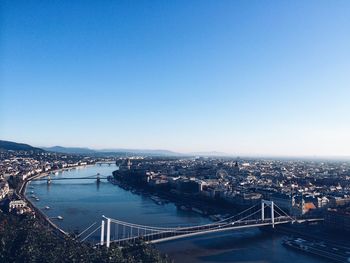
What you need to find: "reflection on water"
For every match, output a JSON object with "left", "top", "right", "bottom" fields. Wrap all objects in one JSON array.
[{"left": 27, "top": 165, "right": 325, "bottom": 263}]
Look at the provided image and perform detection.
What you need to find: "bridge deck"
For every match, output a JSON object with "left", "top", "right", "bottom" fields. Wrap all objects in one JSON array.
[
  {"left": 91, "top": 200, "right": 323, "bottom": 247},
  {"left": 34, "top": 177, "right": 108, "bottom": 181},
  {"left": 150, "top": 218, "right": 323, "bottom": 243},
  {"left": 107, "top": 217, "right": 323, "bottom": 245}
]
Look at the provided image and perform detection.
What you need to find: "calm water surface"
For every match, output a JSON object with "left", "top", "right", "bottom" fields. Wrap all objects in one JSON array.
[{"left": 26, "top": 165, "right": 326, "bottom": 263}]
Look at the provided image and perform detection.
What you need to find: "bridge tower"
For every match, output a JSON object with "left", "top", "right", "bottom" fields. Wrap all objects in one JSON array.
[
  {"left": 261, "top": 200, "right": 275, "bottom": 228},
  {"left": 96, "top": 173, "right": 101, "bottom": 184},
  {"left": 101, "top": 216, "right": 111, "bottom": 248},
  {"left": 100, "top": 219, "right": 105, "bottom": 245},
  {"left": 106, "top": 218, "right": 111, "bottom": 248}
]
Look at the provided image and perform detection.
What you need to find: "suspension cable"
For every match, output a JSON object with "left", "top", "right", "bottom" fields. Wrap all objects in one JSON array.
[
  {"left": 81, "top": 225, "right": 101, "bottom": 242},
  {"left": 102, "top": 202, "right": 296, "bottom": 242},
  {"left": 107, "top": 203, "right": 261, "bottom": 232},
  {"left": 77, "top": 222, "right": 97, "bottom": 238}
]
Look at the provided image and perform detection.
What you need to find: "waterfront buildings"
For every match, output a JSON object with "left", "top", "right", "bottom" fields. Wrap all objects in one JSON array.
[
  {"left": 0, "top": 148, "right": 112, "bottom": 214},
  {"left": 325, "top": 206, "right": 350, "bottom": 232},
  {"left": 113, "top": 156, "right": 350, "bottom": 231},
  {"left": 1, "top": 146, "right": 350, "bottom": 233}
]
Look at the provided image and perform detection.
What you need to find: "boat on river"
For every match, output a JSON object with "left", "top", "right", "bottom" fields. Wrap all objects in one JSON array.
[
  {"left": 179, "top": 205, "right": 190, "bottom": 211},
  {"left": 150, "top": 195, "right": 164, "bottom": 205},
  {"left": 192, "top": 207, "right": 205, "bottom": 215},
  {"left": 209, "top": 214, "right": 221, "bottom": 221},
  {"left": 283, "top": 238, "right": 350, "bottom": 262}
]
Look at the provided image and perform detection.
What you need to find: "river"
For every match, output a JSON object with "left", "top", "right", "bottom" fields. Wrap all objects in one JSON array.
[{"left": 26, "top": 164, "right": 327, "bottom": 263}]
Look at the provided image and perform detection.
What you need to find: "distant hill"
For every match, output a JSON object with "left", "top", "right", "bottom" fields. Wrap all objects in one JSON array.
[
  {"left": 0, "top": 140, "right": 44, "bottom": 152},
  {"left": 42, "top": 145, "right": 228, "bottom": 157},
  {"left": 42, "top": 146, "right": 97, "bottom": 154},
  {"left": 1, "top": 140, "right": 226, "bottom": 157},
  {"left": 42, "top": 146, "right": 182, "bottom": 156},
  {"left": 99, "top": 148, "right": 182, "bottom": 156},
  {"left": 190, "top": 151, "right": 230, "bottom": 157}
]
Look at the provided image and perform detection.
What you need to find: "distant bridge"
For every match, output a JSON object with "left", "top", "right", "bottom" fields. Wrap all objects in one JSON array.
[
  {"left": 33, "top": 174, "right": 108, "bottom": 182},
  {"left": 96, "top": 162, "right": 116, "bottom": 166},
  {"left": 79, "top": 200, "right": 323, "bottom": 247}
]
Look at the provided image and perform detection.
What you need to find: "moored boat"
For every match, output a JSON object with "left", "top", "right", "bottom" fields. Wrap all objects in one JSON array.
[{"left": 283, "top": 238, "right": 350, "bottom": 263}]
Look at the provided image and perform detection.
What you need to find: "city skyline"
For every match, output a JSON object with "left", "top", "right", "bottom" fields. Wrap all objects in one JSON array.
[{"left": 1, "top": 0, "right": 350, "bottom": 157}]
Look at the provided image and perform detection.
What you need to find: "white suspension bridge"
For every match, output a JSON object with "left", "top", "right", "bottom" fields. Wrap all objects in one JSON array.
[{"left": 79, "top": 200, "right": 323, "bottom": 247}]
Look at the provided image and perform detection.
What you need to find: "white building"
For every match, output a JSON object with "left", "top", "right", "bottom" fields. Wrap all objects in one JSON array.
[{"left": 9, "top": 200, "right": 28, "bottom": 214}]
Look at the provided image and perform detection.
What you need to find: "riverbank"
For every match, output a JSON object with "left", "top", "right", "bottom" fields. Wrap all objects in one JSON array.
[{"left": 110, "top": 176, "right": 244, "bottom": 220}]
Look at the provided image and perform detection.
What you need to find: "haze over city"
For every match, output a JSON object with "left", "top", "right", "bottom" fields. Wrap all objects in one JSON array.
[{"left": 1, "top": 0, "right": 350, "bottom": 157}]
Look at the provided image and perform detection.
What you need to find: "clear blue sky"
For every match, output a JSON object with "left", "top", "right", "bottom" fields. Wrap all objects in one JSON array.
[{"left": 1, "top": 0, "right": 350, "bottom": 156}]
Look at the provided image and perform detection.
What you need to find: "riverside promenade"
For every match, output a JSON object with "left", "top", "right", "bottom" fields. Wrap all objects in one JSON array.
[{"left": 17, "top": 163, "right": 104, "bottom": 239}]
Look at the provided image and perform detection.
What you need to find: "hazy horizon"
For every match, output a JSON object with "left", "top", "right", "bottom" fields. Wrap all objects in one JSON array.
[
  {"left": 1, "top": 139, "right": 349, "bottom": 159},
  {"left": 1, "top": 1, "right": 350, "bottom": 157}
]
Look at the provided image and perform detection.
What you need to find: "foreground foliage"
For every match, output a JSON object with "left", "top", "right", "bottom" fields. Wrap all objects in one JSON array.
[{"left": 0, "top": 213, "right": 170, "bottom": 263}]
